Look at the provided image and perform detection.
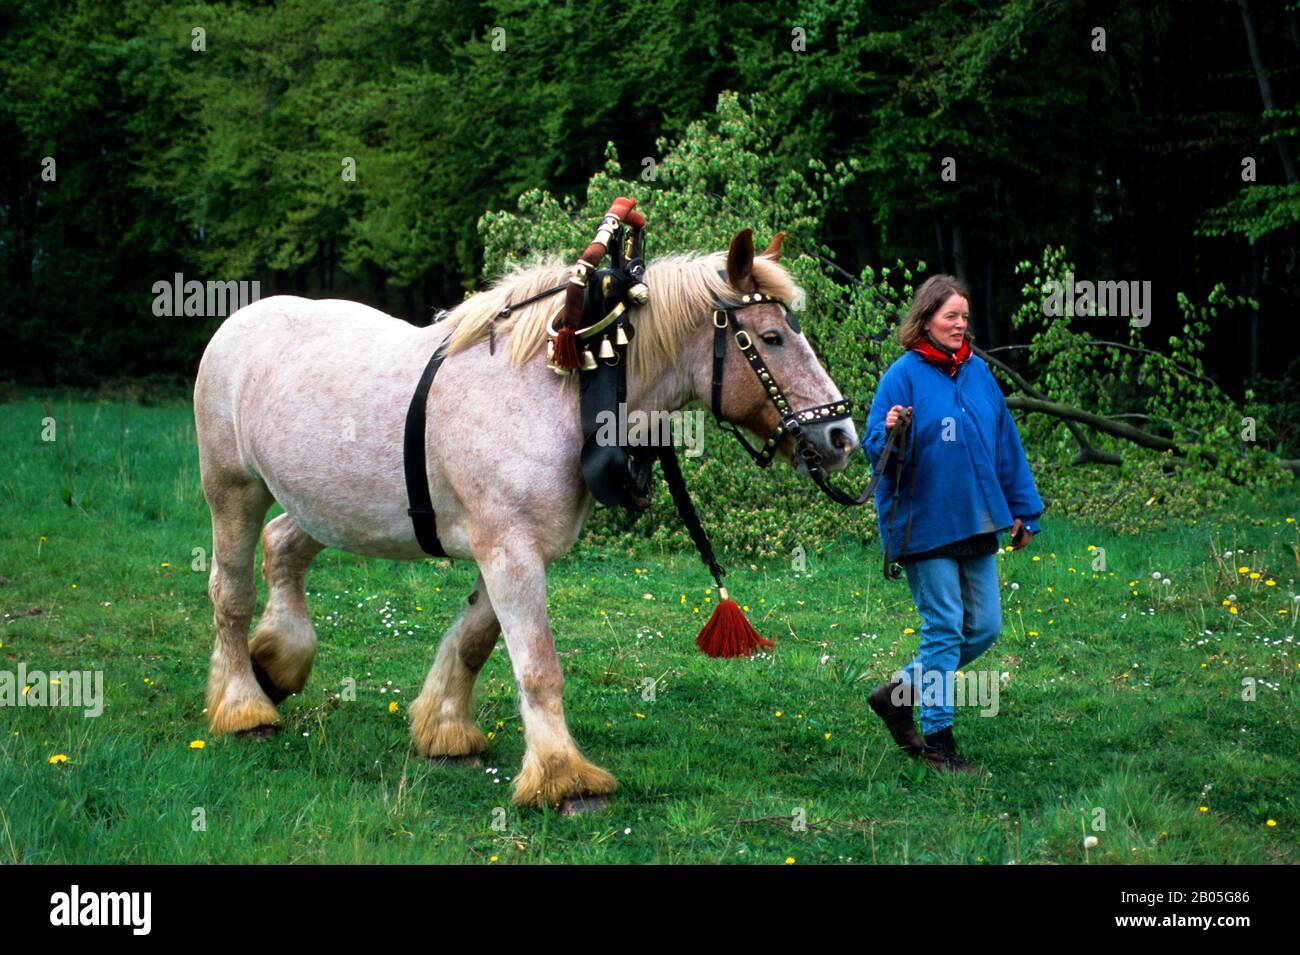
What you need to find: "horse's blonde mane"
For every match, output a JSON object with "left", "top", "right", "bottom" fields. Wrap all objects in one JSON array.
[{"left": 439, "top": 251, "right": 805, "bottom": 383}]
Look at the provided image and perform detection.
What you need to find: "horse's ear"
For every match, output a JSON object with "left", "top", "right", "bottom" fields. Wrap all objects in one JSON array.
[
  {"left": 726, "top": 229, "right": 755, "bottom": 288},
  {"left": 761, "top": 231, "right": 785, "bottom": 262}
]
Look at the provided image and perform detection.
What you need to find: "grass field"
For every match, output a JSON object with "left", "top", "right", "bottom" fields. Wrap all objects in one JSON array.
[{"left": 1, "top": 393, "right": 1297, "bottom": 864}]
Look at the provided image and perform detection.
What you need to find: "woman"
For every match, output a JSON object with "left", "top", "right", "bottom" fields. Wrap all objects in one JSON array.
[{"left": 861, "top": 275, "right": 1043, "bottom": 776}]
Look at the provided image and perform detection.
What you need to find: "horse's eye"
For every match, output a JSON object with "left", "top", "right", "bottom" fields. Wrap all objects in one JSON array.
[{"left": 760, "top": 331, "right": 784, "bottom": 347}]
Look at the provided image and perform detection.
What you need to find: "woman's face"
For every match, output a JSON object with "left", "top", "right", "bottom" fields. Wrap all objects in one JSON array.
[{"left": 924, "top": 294, "right": 969, "bottom": 351}]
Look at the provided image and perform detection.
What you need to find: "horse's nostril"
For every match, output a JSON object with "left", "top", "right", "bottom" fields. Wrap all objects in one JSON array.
[{"left": 830, "top": 427, "right": 853, "bottom": 453}]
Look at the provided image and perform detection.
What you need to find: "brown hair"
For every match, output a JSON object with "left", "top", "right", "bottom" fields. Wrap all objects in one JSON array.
[{"left": 897, "top": 274, "right": 972, "bottom": 348}]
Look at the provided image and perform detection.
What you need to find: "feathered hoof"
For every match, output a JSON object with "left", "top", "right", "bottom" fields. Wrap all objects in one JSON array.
[
  {"left": 248, "top": 625, "right": 314, "bottom": 703},
  {"left": 510, "top": 750, "right": 619, "bottom": 810},
  {"left": 207, "top": 686, "right": 281, "bottom": 737},
  {"left": 409, "top": 695, "right": 488, "bottom": 759}
]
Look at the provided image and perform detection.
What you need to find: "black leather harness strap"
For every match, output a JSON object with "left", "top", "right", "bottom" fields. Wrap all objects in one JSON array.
[{"left": 403, "top": 338, "right": 451, "bottom": 556}]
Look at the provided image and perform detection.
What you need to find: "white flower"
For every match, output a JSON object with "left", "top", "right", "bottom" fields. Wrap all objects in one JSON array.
[
  {"left": 1010, "top": 582, "right": 1020, "bottom": 591},
  {"left": 1151, "top": 571, "right": 1161, "bottom": 579}
]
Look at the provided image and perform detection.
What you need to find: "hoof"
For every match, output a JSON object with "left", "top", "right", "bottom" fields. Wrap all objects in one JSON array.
[
  {"left": 235, "top": 724, "right": 279, "bottom": 740},
  {"left": 433, "top": 753, "right": 483, "bottom": 768},
  {"left": 250, "top": 658, "right": 291, "bottom": 705},
  {"left": 561, "top": 794, "right": 610, "bottom": 816}
]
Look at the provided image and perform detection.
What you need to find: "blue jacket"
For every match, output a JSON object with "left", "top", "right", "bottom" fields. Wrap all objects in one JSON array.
[{"left": 861, "top": 351, "right": 1043, "bottom": 560}]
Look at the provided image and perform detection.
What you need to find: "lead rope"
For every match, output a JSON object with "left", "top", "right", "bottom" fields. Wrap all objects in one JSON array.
[
  {"left": 881, "top": 415, "right": 914, "bottom": 579},
  {"left": 657, "top": 445, "right": 774, "bottom": 657}
]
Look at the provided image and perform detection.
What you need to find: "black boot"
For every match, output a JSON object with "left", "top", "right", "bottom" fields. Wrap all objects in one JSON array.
[
  {"left": 868, "top": 680, "right": 925, "bottom": 757},
  {"left": 920, "top": 725, "right": 988, "bottom": 777}
]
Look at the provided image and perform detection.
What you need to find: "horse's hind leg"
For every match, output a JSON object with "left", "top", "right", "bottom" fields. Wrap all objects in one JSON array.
[
  {"left": 249, "top": 514, "right": 325, "bottom": 703},
  {"left": 409, "top": 573, "right": 500, "bottom": 758},
  {"left": 203, "top": 477, "right": 280, "bottom": 735}
]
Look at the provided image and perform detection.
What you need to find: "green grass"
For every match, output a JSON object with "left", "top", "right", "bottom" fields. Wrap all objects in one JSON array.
[{"left": 1, "top": 393, "right": 1297, "bottom": 864}]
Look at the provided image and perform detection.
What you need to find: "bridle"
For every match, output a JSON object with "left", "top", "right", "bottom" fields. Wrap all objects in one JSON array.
[{"left": 708, "top": 289, "right": 881, "bottom": 508}]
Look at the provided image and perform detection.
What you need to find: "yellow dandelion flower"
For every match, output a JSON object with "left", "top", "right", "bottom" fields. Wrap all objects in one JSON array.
[
  {"left": 1028, "top": 631, "right": 1039, "bottom": 637},
  {"left": 189, "top": 740, "right": 205, "bottom": 749},
  {"left": 1222, "top": 599, "right": 1231, "bottom": 606},
  {"left": 903, "top": 627, "right": 916, "bottom": 635},
  {"left": 774, "top": 710, "right": 783, "bottom": 717},
  {"left": 495, "top": 720, "right": 505, "bottom": 729},
  {"left": 823, "top": 732, "right": 831, "bottom": 741},
  {"left": 490, "top": 854, "right": 499, "bottom": 862},
  {"left": 1249, "top": 572, "right": 1261, "bottom": 580},
  {"left": 1032, "top": 556, "right": 1040, "bottom": 561},
  {"left": 1265, "top": 579, "right": 1276, "bottom": 587},
  {"left": 1199, "top": 806, "right": 1209, "bottom": 812},
  {"left": 160, "top": 562, "right": 171, "bottom": 568},
  {"left": 1238, "top": 566, "right": 1249, "bottom": 574},
  {"left": 1229, "top": 606, "right": 1239, "bottom": 615},
  {"left": 1266, "top": 819, "right": 1277, "bottom": 827},
  {"left": 1286, "top": 517, "right": 1296, "bottom": 524},
  {"left": 388, "top": 701, "right": 398, "bottom": 714},
  {"left": 635, "top": 713, "right": 646, "bottom": 719},
  {"left": 487, "top": 731, "right": 495, "bottom": 740},
  {"left": 49, "top": 754, "right": 69, "bottom": 764},
  {"left": 1087, "top": 545, "right": 1096, "bottom": 551},
  {"left": 785, "top": 857, "right": 795, "bottom": 865}
]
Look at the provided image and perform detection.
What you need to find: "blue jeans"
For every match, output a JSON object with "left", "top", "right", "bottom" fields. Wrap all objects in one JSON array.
[{"left": 896, "top": 554, "right": 1002, "bottom": 735}]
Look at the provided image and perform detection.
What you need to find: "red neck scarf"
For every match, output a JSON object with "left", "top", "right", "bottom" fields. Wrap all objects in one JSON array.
[{"left": 912, "top": 336, "right": 972, "bottom": 378}]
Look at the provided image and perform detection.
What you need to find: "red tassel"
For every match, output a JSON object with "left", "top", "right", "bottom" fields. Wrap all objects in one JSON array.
[
  {"left": 551, "top": 325, "right": 581, "bottom": 370},
  {"left": 695, "top": 588, "right": 775, "bottom": 658}
]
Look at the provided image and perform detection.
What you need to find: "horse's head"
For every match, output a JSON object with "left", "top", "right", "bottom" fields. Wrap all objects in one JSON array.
[{"left": 702, "top": 229, "right": 857, "bottom": 476}]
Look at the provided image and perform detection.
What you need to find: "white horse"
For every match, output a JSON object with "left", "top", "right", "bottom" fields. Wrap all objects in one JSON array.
[{"left": 193, "top": 228, "right": 858, "bottom": 808}]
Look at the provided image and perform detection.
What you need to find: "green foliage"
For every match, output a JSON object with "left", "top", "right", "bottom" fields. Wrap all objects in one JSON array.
[{"left": 1009, "top": 247, "right": 1291, "bottom": 499}]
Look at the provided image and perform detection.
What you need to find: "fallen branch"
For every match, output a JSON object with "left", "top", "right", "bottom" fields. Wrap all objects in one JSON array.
[{"left": 974, "top": 346, "right": 1122, "bottom": 466}]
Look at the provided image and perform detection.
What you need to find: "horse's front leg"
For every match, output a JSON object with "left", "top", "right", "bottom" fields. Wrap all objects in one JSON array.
[{"left": 477, "top": 543, "right": 617, "bottom": 809}]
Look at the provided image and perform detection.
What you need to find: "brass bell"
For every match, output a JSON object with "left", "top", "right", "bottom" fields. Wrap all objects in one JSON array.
[
  {"left": 580, "top": 348, "right": 598, "bottom": 371},
  {"left": 598, "top": 337, "right": 615, "bottom": 359},
  {"left": 615, "top": 325, "right": 629, "bottom": 346},
  {"left": 628, "top": 283, "right": 649, "bottom": 305}
]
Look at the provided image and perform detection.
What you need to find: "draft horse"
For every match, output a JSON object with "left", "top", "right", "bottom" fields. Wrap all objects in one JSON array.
[{"left": 193, "top": 227, "right": 858, "bottom": 808}]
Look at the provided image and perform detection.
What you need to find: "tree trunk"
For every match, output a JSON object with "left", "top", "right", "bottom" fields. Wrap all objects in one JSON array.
[{"left": 1239, "top": 0, "right": 1299, "bottom": 184}]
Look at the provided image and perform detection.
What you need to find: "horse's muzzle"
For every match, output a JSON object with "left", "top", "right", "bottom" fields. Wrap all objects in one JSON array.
[{"left": 797, "top": 420, "right": 858, "bottom": 474}]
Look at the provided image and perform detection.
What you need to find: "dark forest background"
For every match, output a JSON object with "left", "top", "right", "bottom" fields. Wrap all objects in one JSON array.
[{"left": 1, "top": 0, "right": 1297, "bottom": 396}]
